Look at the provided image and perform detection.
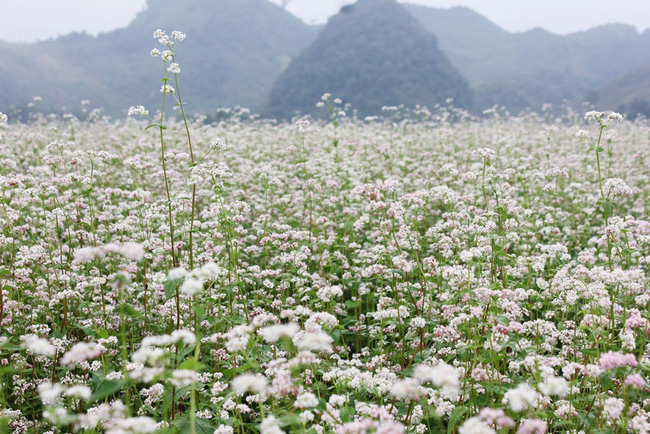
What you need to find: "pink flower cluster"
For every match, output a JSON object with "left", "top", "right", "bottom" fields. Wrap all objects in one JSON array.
[{"left": 599, "top": 351, "right": 638, "bottom": 371}]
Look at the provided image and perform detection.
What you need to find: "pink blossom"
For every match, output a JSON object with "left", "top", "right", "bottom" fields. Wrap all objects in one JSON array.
[
  {"left": 74, "top": 247, "right": 102, "bottom": 263},
  {"left": 375, "top": 421, "right": 405, "bottom": 434},
  {"left": 624, "top": 373, "right": 646, "bottom": 388},
  {"left": 60, "top": 342, "right": 103, "bottom": 367},
  {"left": 120, "top": 242, "right": 145, "bottom": 261},
  {"left": 517, "top": 419, "right": 547, "bottom": 434},
  {"left": 599, "top": 351, "right": 638, "bottom": 370}
]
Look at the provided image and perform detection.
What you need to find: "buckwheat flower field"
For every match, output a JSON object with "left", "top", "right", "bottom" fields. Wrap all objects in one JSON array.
[{"left": 1, "top": 32, "right": 650, "bottom": 434}]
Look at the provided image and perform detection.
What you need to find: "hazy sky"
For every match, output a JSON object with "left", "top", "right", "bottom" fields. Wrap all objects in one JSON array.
[{"left": 0, "top": 0, "right": 648, "bottom": 43}]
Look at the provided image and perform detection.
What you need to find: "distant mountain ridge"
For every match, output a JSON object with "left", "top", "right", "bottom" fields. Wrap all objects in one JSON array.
[
  {"left": 0, "top": 0, "right": 317, "bottom": 118},
  {"left": 591, "top": 67, "right": 650, "bottom": 118},
  {"left": 404, "top": 3, "right": 650, "bottom": 112},
  {"left": 1, "top": 0, "right": 649, "bottom": 118}
]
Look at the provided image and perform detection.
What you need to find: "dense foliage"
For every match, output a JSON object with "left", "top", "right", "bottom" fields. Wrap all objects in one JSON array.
[
  {"left": 1, "top": 92, "right": 650, "bottom": 433},
  {"left": 2, "top": 17, "right": 650, "bottom": 434}
]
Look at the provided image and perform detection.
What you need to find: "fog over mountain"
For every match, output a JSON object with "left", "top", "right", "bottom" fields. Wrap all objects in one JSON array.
[
  {"left": 263, "top": 0, "right": 472, "bottom": 120},
  {"left": 1, "top": 0, "right": 649, "bottom": 119},
  {"left": 0, "top": 0, "right": 317, "bottom": 118},
  {"left": 405, "top": 4, "right": 650, "bottom": 113}
]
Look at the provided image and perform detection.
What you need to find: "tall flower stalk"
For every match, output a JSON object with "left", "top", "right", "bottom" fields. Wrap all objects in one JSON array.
[
  {"left": 577, "top": 110, "right": 623, "bottom": 270},
  {"left": 129, "top": 30, "right": 195, "bottom": 270}
]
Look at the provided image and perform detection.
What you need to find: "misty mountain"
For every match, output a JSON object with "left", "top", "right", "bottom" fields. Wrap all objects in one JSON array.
[
  {"left": 263, "top": 0, "right": 472, "bottom": 120},
  {"left": 0, "top": 0, "right": 316, "bottom": 118},
  {"left": 405, "top": 4, "right": 650, "bottom": 112},
  {"left": 1, "top": 0, "right": 650, "bottom": 118},
  {"left": 590, "top": 67, "right": 650, "bottom": 119}
]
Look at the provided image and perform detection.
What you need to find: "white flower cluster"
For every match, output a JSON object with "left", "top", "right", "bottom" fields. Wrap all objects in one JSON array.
[
  {"left": 231, "top": 373, "right": 268, "bottom": 395},
  {"left": 261, "top": 415, "right": 285, "bottom": 434},
  {"left": 293, "top": 329, "right": 333, "bottom": 352},
  {"left": 584, "top": 110, "right": 624, "bottom": 129},
  {"left": 225, "top": 324, "right": 253, "bottom": 353},
  {"left": 131, "top": 329, "right": 196, "bottom": 366},
  {"left": 295, "top": 392, "right": 319, "bottom": 409},
  {"left": 170, "top": 30, "right": 186, "bottom": 41},
  {"left": 60, "top": 342, "right": 104, "bottom": 367},
  {"left": 584, "top": 110, "right": 606, "bottom": 120},
  {"left": 161, "top": 50, "right": 173, "bottom": 61},
  {"left": 502, "top": 382, "right": 541, "bottom": 412},
  {"left": 295, "top": 119, "right": 310, "bottom": 134},
  {"left": 603, "top": 177, "right": 633, "bottom": 199},
  {"left": 459, "top": 417, "right": 496, "bottom": 434},
  {"left": 584, "top": 110, "right": 623, "bottom": 122},
  {"left": 73, "top": 242, "right": 145, "bottom": 263},
  {"left": 472, "top": 147, "right": 496, "bottom": 163},
  {"left": 170, "top": 369, "right": 198, "bottom": 388},
  {"left": 575, "top": 129, "right": 589, "bottom": 140},
  {"left": 537, "top": 375, "right": 569, "bottom": 398},
  {"left": 153, "top": 29, "right": 184, "bottom": 47},
  {"left": 160, "top": 84, "right": 175, "bottom": 94},
  {"left": 210, "top": 138, "right": 227, "bottom": 151},
  {"left": 390, "top": 378, "right": 427, "bottom": 400},
  {"left": 128, "top": 105, "right": 149, "bottom": 117},
  {"left": 21, "top": 334, "right": 56, "bottom": 357},
  {"left": 412, "top": 362, "right": 459, "bottom": 392},
  {"left": 258, "top": 322, "right": 300, "bottom": 343},
  {"left": 167, "top": 262, "right": 227, "bottom": 296}
]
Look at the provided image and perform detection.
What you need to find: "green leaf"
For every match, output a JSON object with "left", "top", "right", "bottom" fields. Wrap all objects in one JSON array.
[
  {"left": 447, "top": 406, "right": 468, "bottom": 434},
  {"left": 177, "top": 344, "right": 196, "bottom": 364},
  {"left": 123, "top": 304, "right": 142, "bottom": 318},
  {"left": 340, "top": 407, "right": 355, "bottom": 423},
  {"left": 162, "top": 383, "right": 174, "bottom": 415},
  {"left": 345, "top": 300, "right": 362, "bottom": 309},
  {"left": 193, "top": 304, "right": 206, "bottom": 322},
  {"left": 0, "top": 418, "right": 10, "bottom": 434},
  {"left": 0, "top": 269, "right": 11, "bottom": 278},
  {"left": 90, "top": 380, "right": 124, "bottom": 402},
  {"left": 602, "top": 200, "right": 612, "bottom": 216},
  {"left": 172, "top": 417, "right": 214, "bottom": 434},
  {"left": 178, "top": 358, "right": 204, "bottom": 372},
  {"left": 98, "top": 330, "right": 109, "bottom": 340},
  {"left": 165, "top": 278, "right": 183, "bottom": 300},
  {"left": 153, "top": 427, "right": 179, "bottom": 434}
]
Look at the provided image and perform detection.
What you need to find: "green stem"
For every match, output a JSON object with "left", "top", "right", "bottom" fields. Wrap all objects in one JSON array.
[
  {"left": 173, "top": 72, "right": 196, "bottom": 270},
  {"left": 159, "top": 65, "right": 178, "bottom": 269}
]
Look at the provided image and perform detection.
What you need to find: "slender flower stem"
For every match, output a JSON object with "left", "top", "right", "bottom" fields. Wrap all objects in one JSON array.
[
  {"left": 172, "top": 72, "right": 196, "bottom": 270},
  {"left": 594, "top": 124, "right": 613, "bottom": 270},
  {"left": 595, "top": 125, "right": 606, "bottom": 202},
  {"left": 159, "top": 72, "right": 178, "bottom": 269}
]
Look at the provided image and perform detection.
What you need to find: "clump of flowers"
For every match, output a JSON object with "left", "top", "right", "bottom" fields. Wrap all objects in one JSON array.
[{"left": 1, "top": 52, "right": 649, "bottom": 434}]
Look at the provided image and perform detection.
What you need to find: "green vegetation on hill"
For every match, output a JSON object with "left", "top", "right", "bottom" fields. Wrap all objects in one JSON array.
[
  {"left": 0, "top": 0, "right": 316, "bottom": 118},
  {"left": 263, "top": 0, "right": 472, "bottom": 120}
]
